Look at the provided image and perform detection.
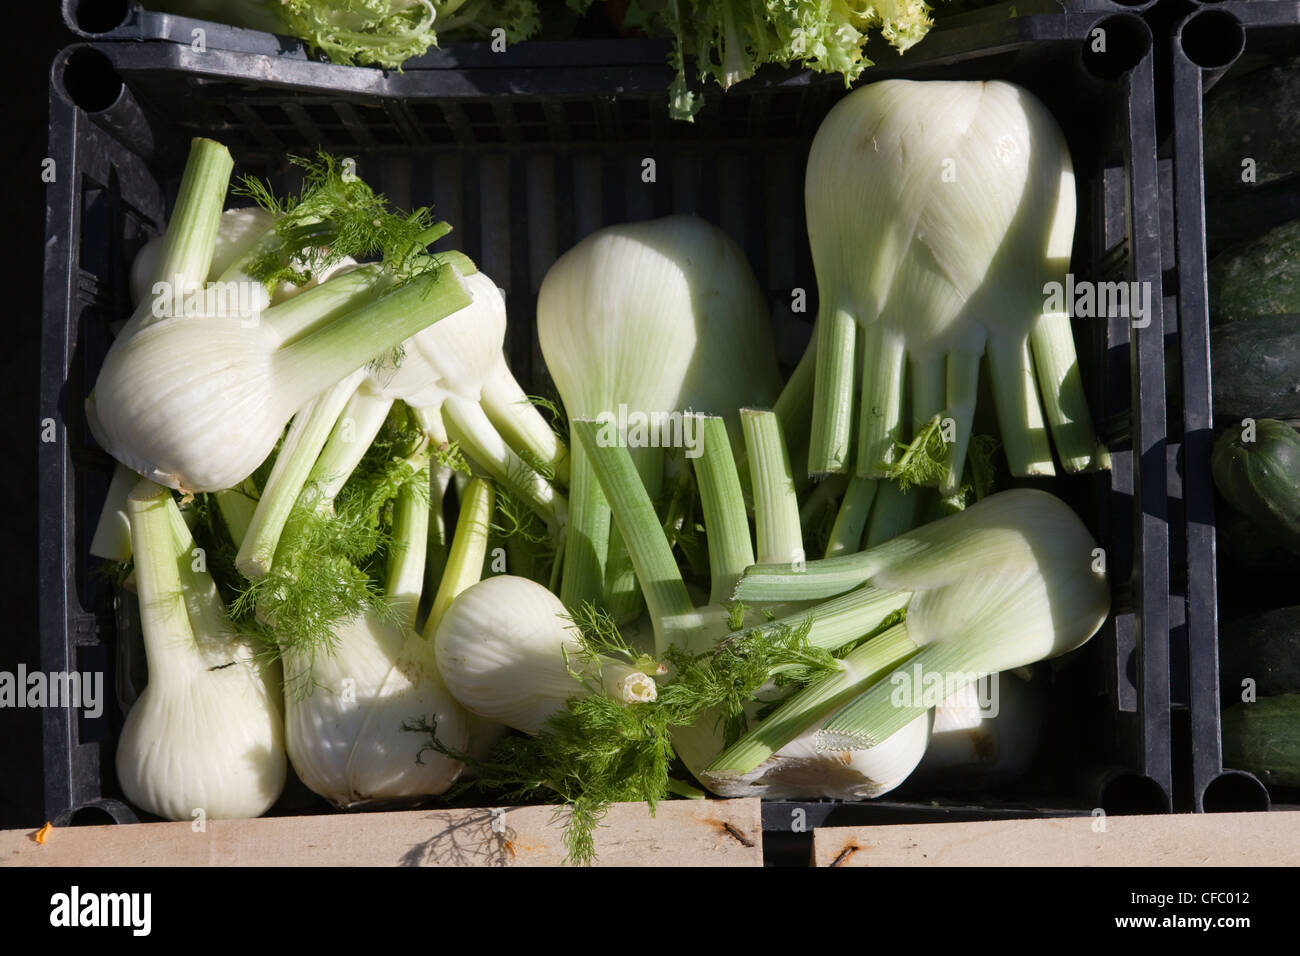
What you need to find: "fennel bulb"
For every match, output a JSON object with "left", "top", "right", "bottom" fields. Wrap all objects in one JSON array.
[
  {"left": 89, "top": 137, "right": 476, "bottom": 494},
  {"left": 801, "top": 78, "right": 1106, "bottom": 489},
  {"left": 280, "top": 609, "right": 468, "bottom": 806},
  {"left": 280, "top": 461, "right": 468, "bottom": 806},
  {"left": 674, "top": 704, "right": 932, "bottom": 800},
  {"left": 90, "top": 266, "right": 470, "bottom": 494},
  {"left": 373, "top": 270, "right": 568, "bottom": 512},
  {"left": 129, "top": 207, "right": 276, "bottom": 309},
  {"left": 115, "top": 480, "right": 285, "bottom": 821},
  {"left": 537, "top": 214, "right": 781, "bottom": 613},
  {"left": 713, "top": 488, "right": 1110, "bottom": 773},
  {"left": 235, "top": 269, "right": 565, "bottom": 580},
  {"left": 732, "top": 709, "right": 930, "bottom": 800},
  {"left": 434, "top": 574, "right": 657, "bottom": 735}
]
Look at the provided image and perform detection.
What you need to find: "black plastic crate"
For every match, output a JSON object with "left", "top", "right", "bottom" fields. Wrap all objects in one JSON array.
[
  {"left": 1166, "top": 0, "right": 1300, "bottom": 814},
  {"left": 40, "top": 18, "right": 1174, "bottom": 848},
  {"left": 60, "top": 0, "right": 1161, "bottom": 65}
]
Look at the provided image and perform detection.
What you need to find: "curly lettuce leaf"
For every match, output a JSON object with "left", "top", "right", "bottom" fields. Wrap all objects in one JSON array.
[
  {"left": 145, "top": 0, "right": 541, "bottom": 69},
  {"left": 435, "top": 0, "right": 542, "bottom": 41},
  {"left": 278, "top": 0, "right": 441, "bottom": 67},
  {"left": 611, "top": 0, "right": 937, "bottom": 120}
]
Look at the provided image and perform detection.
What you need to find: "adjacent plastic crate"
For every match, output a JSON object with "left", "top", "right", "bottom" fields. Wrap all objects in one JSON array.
[
  {"left": 41, "top": 17, "right": 1175, "bottom": 854},
  {"left": 60, "top": 0, "right": 1163, "bottom": 63},
  {"left": 1166, "top": 0, "right": 1300, "bottom": 814}
]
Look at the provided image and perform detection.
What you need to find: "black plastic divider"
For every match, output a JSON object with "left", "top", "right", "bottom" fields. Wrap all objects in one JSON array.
[
  {"left": 1119, "top": 23, "right": 1175, "bottom": 812},
  {"left": 41, "top": 20, "right": 1175, "bottom": 856},
  {"left": 1167, "top": 1, "right": 1297, "bottom": 814}
]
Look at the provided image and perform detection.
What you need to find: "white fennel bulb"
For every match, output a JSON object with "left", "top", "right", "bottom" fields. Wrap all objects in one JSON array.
[
  {"left": 714, "top": 488, "right": 1110, "bottom": 778},
  {"left": 404, "top": 271, "right": 568, "bottom": 521},
  {"left": 411, "top": 271, "right": 509, "bottom": 401},
  {"left": 129, "top": 206, "right": 277, "bottom": 308},
  {"left": 90, "top": 264, "right": 472, "bottom": 494},
  {"left": 742, "top": 710, "right": 930, "bottom": 800},
  {"left": 537, "top": 213, "right": 781, "bottom": 611},
  {"left": 363, "top": 271, "right": 508, "bottom": 408},
  {"left": 562, "top": 411, "right": 932, "bottom": 801},
  {"left": 115, "top": 479, "right": 285, "bottom": 820},
  {"left": 675, "top": 706, "right": 931, "bottom": 800},
  {"left": 234, "top": 269, "right": 565, "bottom": 582},
  {"left": 89, "top": 137, "right": 475, "bottom": 494},
  {"left": 434, "top": 575, "right": 657, "bottom": 736},
  {"left": 280, "top": 473, "right": 468, "bottom": 807},
  {"left": 802, "top": 78, "right": 1104, "bottom": 486},
  {"left": 281, "top": 611, "right": 468, "bottom": 806},
  {"left": 538, "top": 214, "right": 780, "bottom": 429}
]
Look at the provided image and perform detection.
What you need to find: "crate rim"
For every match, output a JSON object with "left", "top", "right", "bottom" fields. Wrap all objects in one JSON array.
[{"left": 38, "top": 26, "right": 1177, "bottom": 834}]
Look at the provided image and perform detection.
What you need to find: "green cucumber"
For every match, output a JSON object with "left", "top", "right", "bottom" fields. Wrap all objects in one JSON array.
[
  {"left": 1220, "top": 606, "right": 1300, "bottom": 698},
  {"left": 1211, "top": 317, "right": 1300, "bottom": 423},
  {"left": 1209, "top": 218, "right": 1300, "bottom": 325},
  {"left": 1203, "top": 58, "right": 1300, "bottom": 254},
  {"left": 1204, "top": 57, "right": 1300, "bottom": 196},
  {"left": 1216, "top": 508, "right": 1300, "bottom": 620},
  {"left": 1212, "top": 418, "right": 1300, "bottom": 557},
  {"left": 1206, "top": 182, "right": 1300, "bottom": 258},
  {"left": 1221, "top": 694, "right": 1300, "bottom": 788}
]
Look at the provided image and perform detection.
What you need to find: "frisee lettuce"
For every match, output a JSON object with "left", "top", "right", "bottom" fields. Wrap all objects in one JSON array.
[
  {"left": 593, "top": 0, "right": 939, "bottom": 120},
  {"left": 142, "top": 0, "right": 541, "bottom": 69}
]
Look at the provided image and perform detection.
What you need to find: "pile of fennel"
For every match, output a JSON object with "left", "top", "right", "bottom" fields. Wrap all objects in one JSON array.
[
  {"left": 426, "top": 405, "right": 1108, "bottom": 859},
  {"left": 93, "top": 138, "right": 562, "bottom": 819},
  {"left": 86, "top": 82, "right": 1119, "bottom": 862}
]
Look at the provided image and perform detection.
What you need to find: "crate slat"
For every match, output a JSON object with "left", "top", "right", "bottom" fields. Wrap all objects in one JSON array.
[
  {"left": 811, "top": 811, "right": 1300, "bottom": 867},
  {"left": 2, "top": 799, "right": 763, "bottom": 867}
]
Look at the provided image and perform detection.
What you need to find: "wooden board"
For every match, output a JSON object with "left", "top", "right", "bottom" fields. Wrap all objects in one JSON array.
[
  {"left": 0, "top": 799, "right": 763, "bottom": 867},
  {"left": 811, "top": 811, "right": 1300, "bottom": 866}
]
